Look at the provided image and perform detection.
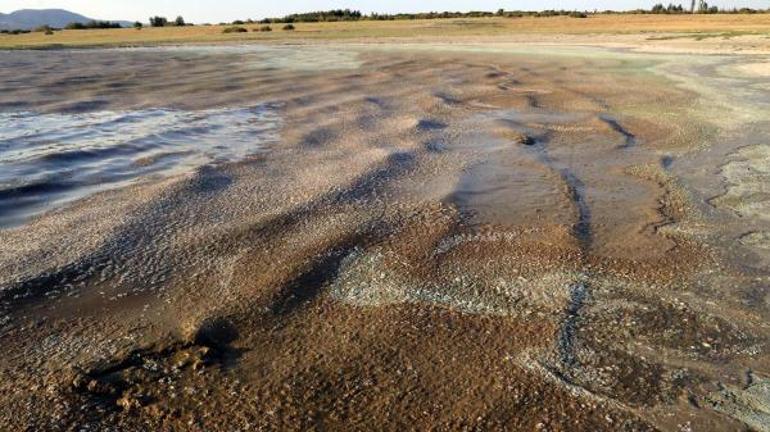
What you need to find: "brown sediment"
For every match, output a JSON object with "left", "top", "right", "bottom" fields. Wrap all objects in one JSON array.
[{"left": 0, "top": 41, "right": 769, "bottom": 431}]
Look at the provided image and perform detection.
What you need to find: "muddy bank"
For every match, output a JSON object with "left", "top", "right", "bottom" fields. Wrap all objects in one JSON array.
[{"left": 1, "top": 43, "right": 769, "bottom": 431}]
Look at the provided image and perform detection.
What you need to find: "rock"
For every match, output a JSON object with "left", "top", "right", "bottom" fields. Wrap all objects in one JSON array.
[{"left": 511, "top": 132, "right": 536, "bottom": 146}]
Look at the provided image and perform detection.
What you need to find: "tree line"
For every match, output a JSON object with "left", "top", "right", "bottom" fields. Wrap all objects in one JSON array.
[
  {"left": 646, "top": 1, "right": 733, "bottom": 14},
  {"left": 65, "top": 20, "right": 122, "bottom": 29},
  {"left": 148, "top": 16, "right": 189, "bottom": 27},
  {"left": 242, "top": 6, "right": 769, "bottom": 24},
  {"left": 59, "top": 15, "right": 189, "bottom": 31}
]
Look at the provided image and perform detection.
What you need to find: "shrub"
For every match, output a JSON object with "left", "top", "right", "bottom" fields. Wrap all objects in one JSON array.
[
  {"left": 569, "top": 11, "right": 588, "bottom": 18},
  {"left": 45, "top": 29, "right": 54, "bottom": 35},
  {"left": 34, "top": 25, "right": 54, "bottom": 32},
  {"left": 133, "top": 21, "right": 143, "bottom": 29},
  {"left": 223, "top": 26, "right": 248, "bottom": 33},
  {"left": 282, "top": 24, "right": 295, "bottom": 31},
  {"left": 259, "top": 25, "right": 272, "bottom": 32}
]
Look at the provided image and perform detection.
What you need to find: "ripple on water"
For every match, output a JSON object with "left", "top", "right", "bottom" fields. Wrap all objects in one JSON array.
[{"left": 0, "top": 105, "right": 280, "bottom": 228}]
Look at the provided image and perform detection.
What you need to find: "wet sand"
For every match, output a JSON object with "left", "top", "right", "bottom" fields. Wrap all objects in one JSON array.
[{"left": 1, "top": 40, "right": 769, "bottom": 431}]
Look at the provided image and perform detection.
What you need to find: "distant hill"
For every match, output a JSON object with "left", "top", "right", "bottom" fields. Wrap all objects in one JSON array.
[{"left": 0, "top": 9, "right": 132, "bottom": 30}]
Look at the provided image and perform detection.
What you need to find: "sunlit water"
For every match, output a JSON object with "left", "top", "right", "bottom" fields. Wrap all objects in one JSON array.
[{"left": 0, "top": 105, "right": 280, "bottom": 228}]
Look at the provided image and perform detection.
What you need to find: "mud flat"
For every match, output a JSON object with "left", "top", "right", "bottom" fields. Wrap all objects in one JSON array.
[{"left": 0, "top": 38, "right": 769, "bottom": 431}]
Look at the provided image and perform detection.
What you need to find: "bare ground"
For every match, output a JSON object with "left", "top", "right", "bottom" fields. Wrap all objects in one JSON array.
[{"left": 1, "top": 40, "right": 769, "bottom": 431}]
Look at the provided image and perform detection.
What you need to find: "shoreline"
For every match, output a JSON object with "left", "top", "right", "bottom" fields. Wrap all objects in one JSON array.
[{"left": 2, "top": 34, "right": 769, "bottom": 58}]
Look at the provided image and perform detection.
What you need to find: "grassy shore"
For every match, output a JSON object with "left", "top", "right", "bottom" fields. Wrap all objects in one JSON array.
[{"left": 2, "top": 14, "right": 770, "bottom": 49}]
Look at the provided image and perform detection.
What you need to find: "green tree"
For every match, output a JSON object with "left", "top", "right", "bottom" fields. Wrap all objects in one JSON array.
[{"left": 149, "top": 16, "right": 168, "bottom": 27}]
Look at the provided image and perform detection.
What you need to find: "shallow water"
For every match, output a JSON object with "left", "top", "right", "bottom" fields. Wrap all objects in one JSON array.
[
  {"left": 0, "top": 105, "right": 279, "bottom": 228},
  {"left": 122, "top": 44, "right": 363, "bottom": 70}
]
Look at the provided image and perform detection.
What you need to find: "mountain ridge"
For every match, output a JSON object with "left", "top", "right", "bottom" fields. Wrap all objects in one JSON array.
[{"left": 0, "top": 8, "right": 132, "bottom": 30}]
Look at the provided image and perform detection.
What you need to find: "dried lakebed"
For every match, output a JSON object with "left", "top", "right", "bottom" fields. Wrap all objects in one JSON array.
[{"left": 0, "top": 43, "right": 769, "bottom": 431}]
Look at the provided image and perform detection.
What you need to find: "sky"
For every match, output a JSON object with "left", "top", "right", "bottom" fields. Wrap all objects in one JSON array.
[{"left": 2, "top": 0, "right": 768, "bottom": 23}]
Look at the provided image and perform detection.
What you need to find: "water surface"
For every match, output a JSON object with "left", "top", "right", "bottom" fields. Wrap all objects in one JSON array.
[{"left": 0, "top": 105, "right": 280, "bottom": 228}]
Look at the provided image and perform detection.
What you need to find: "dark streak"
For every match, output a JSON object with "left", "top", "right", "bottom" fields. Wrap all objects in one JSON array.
[
  {"left": 270, "top": 242, "right": 359, "bottom": 316},
  {"left": 560, "top": 169, "right": 592, "bottom": 252},
  {"left": 599, "top": 114, "right": 637, "bottom": 148},
  {"left": 558, "top": 282, "right": 588, "bottom": 367}
]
